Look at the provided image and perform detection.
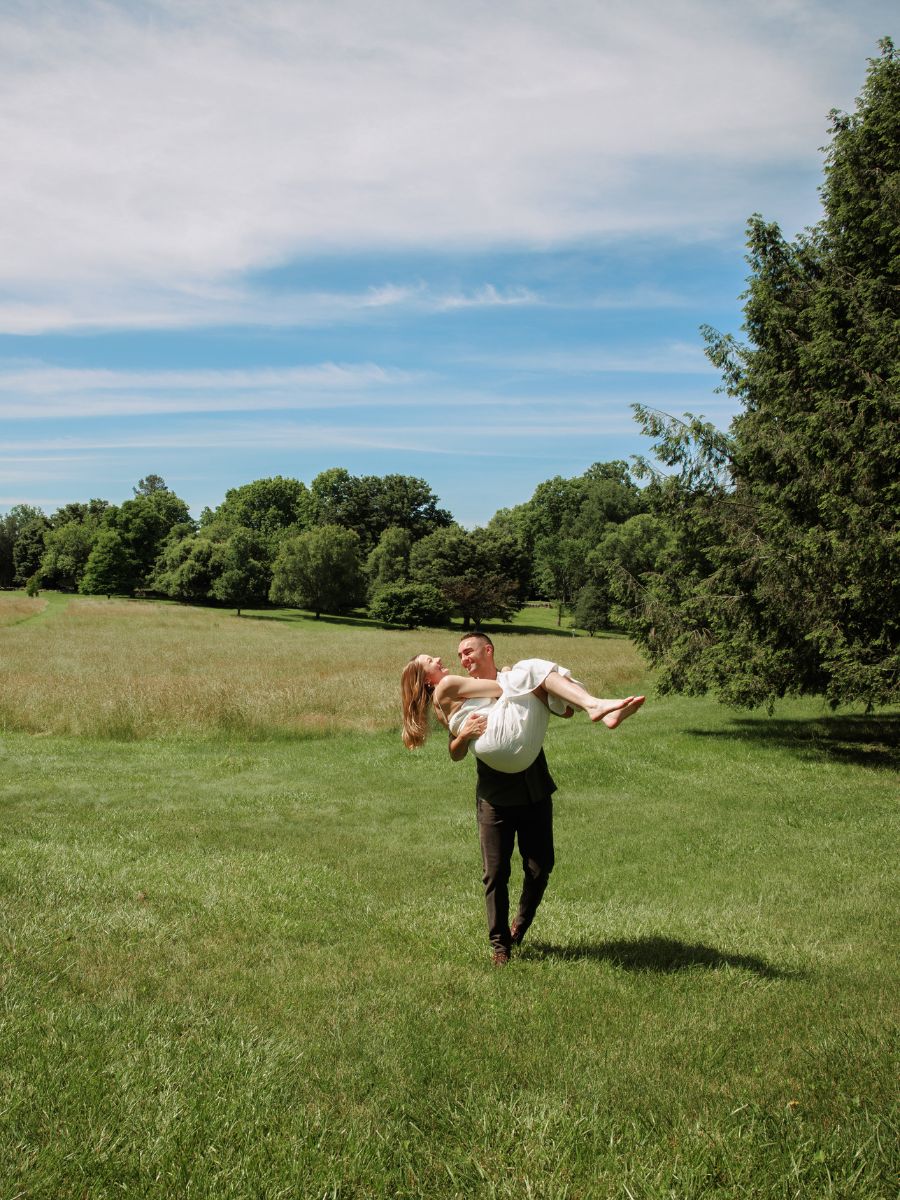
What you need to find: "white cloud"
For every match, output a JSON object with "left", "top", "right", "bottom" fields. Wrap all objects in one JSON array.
[
  {"left": 0, "top": 279, "right": 544, "bottom": 334},
  {"left": 0, "top": 0, "right": 889, "bottom": 313},
  {"left": 433, "top": 285, "right": 539, "bottom": 312},
  {"left": 462, "top": 342, "right": 717, "bottom": 375},
  {"left": 0, "top": 359, "right": 424, "bottom": 419},
  {"left": 0, "top": 409, "right": 639, "bottom": 457},
  {"left": 0, "top": 344, "right": 724, "bottom": 423}
]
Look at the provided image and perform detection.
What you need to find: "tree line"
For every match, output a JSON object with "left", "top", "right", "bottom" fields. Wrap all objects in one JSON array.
[
  {"left": 1, "top": 42, "right": 896, "bottom": 710},
  {"left": 0, "top": 460, "right": 661, "bottom": 628}
]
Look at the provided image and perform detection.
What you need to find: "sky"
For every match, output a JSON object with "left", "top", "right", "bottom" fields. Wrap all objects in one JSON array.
[{"left": 1, "top": 1, "right": 894, "bottom": 528}]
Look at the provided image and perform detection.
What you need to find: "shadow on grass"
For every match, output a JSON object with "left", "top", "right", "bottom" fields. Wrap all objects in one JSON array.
[
  {"left": 242, "top": 612, "right": 623, "bottom": 637},
  {"left": 688, "top": 713, "right": 900, "bottom": 772},
  {"left": 472, "top": 628, "right": 592, "bottom": 638},
  {"left": 526, "top": 935, "right": 798, "bottom": 978},
  {"left": 244, "top": 611, "right": 380, "bottom": 629}
]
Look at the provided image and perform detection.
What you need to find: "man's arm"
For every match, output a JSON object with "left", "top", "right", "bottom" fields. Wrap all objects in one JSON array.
[{"left": 448, "top": 711, "right": 488, "bottom": 762}]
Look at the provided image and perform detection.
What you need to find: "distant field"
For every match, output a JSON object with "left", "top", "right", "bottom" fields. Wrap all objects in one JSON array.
[
  {"left": 0, "top": 592, "right": 644, "bottom": 739},
  {"left": 1, "top": 591, "right": 896, "bottom": 1198}
]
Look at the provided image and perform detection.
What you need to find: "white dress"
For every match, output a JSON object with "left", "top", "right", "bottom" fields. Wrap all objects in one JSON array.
[{"left": 446, "top": 658, "right": 573, "bottom": 774}]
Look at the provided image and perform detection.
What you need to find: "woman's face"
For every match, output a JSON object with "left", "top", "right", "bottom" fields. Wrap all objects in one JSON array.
[{"left": 416, "top": 654, "right": 448, "bottom": 686}]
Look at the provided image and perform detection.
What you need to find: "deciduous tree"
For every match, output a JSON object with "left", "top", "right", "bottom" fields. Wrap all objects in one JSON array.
[
  {"left": 269, "top": 525, "right": 363, "bottom": 618},
  {"left": 0, "top": 505, "right": 45, "bottom": 588},
  {"left": 208, "top": 529, "right": 270, "bottom": 616},
  {"left": 79, "top": 530, "right": 139, "bottom": 598}
]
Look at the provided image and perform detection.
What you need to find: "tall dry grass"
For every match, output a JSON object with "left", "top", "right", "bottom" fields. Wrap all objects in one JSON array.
[
  {"left": 0, "top": 594, "right": 46, "bottom": 626},
  {"left": 0, "top": 596, "right": 646, "bottom": 739}
]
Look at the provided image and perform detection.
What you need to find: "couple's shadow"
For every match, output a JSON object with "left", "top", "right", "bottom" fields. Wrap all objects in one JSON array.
[{"left": 523, "top": 935, "right": 796, "bottom": 979}]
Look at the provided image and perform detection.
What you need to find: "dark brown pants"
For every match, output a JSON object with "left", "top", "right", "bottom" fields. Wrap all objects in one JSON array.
[{"left": 477, "top": 796, "right": 554, "bottom": 952}]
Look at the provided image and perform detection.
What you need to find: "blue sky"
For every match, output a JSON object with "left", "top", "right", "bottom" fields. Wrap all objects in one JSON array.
[{"left": 1, "top": 1, "right": 894, "bottom": 528}]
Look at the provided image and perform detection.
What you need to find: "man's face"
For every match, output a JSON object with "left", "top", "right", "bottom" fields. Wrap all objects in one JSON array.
[{"left": 458, "top": 637, "right": 495, "bottom": 677}]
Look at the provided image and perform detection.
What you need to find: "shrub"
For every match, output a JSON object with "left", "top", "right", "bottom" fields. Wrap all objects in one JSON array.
[{"left": 368, "top": 582, "right": 450, "bottom": 629}]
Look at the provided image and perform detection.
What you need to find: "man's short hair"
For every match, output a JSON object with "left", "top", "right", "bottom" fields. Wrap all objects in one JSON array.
[{"left": 458, "top": 631, "right": 494, "bottom": 650}]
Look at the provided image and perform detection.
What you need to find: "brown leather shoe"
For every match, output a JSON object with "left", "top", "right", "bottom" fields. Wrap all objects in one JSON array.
[
  {"left": 491, "top": 947, "right": 510, "bottom": 967},
  {"left": 510, "top": 919, "right": 525, "bottom": 946}
]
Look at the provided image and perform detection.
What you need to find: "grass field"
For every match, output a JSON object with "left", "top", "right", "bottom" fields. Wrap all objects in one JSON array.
[{"left": 1, "top": 593, "right": 897, "bottom": 1198}]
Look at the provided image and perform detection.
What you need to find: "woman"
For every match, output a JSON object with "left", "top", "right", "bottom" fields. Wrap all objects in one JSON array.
[{"left": 401, "top": 654, "right": 644, "bottom": 773}]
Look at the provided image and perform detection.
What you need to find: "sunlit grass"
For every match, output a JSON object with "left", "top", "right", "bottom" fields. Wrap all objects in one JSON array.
[{"left": 1, "top": 592, "right": 895, "bottom": 1197}]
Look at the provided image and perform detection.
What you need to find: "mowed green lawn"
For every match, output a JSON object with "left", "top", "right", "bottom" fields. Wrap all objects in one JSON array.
[{"left": 1, "top": 595, "right": 896, "bottom": 1198}]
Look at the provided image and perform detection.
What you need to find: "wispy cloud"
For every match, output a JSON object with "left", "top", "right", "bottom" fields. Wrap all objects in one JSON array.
[
  {"left": 0, "top": 280, "right": 544, "bottom": 334},
  {"left": 463, "top": 342, "right": 717, "bottom": 375},
  {"left": 0, "top": 0, "right": 887, "bottom": 324},
  {"left": 433, "top": 285, "right": 539, "bottom": 312},
  {"left": 0, "top": 360, "right": 424, "bottom": 419},
  {"left": 0, "top": 343, "right": 722, "bottom": 423},
  {"left": 0, "top": 413, "right": 635, "bottom": 458}
]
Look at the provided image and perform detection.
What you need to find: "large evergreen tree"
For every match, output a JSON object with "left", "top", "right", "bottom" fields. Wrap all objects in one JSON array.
[{"left": 628, "top": 41, "right": 899, "bottom": 709}]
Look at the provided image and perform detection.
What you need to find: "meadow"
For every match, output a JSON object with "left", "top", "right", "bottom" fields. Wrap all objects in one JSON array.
[{"left": 1, "top": 593, "right": 897, "bottom": 1198}]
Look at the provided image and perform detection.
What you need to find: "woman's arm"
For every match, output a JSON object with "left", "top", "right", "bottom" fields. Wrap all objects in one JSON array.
[{"left": 433, "top": 674, "right": 502, "bottom": 706}]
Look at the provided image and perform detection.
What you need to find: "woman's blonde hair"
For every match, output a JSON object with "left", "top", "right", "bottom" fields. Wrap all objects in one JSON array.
[{"left": 401, "top": 657, "right": 433, "bottom": 750}]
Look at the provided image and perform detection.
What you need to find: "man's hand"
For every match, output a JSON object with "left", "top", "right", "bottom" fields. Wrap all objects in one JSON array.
[
  {"left": 449, "top": 712, "right": 487, "bottom": 761},
  {"left": 460, "top": 712, "right": 488, "bottom": 739}
]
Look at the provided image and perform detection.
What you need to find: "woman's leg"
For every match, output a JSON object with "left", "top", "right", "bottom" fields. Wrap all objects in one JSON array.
[{"left": 539, "top": 670, "right": 645, "bottom": 728}]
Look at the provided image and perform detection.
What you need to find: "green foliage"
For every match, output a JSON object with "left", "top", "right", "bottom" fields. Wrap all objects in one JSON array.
[
  {"left": 593, "top": 513, "right": 675, "bottom": 625},
  {"left": 521, "top": 461, "right": 644, "bottom": 549},
  {"left": 409, "top": 525, "right": 528, "bottom": 627},
  {"left": 149, "top": 533, "right": 216, "bottom": 601},
  {"left": 309, "top": 468, "right": 452, "bottom": 552},
  {"left": 201, "top": 475, "right": 310, "bottom": 547},
  {"left": 207, "top": 529, "right": 270, "bottom": 615},
  {"left": 596, "top": 513, "right": 674, "bottom": 580},
  {"left": 533, "top": 535, "right": 593, "bottom": 623},
  {"left": 628, "top": 42, "right": 900, "bottom": 710},
  {"left": 12, "top": 513, "right": 51, "bottom": 586},
  {"left": 110, "top": 478, "right": 194, "bottom": 581},
  {"left": 365, "top": 525, "right": 412, "bottom": 597},
  {"left": 368, "top": 581, "right": 450, "bottom": 628},
  {"left": 0, "top": 504, "right": 45, "bottom": 588},
  {"left": 48, "top": 498, "right": 112, "bottom": 529},
  {"left": 39, "top": 510, "right": 107, "bottom": 590},
  {"left": 79, "top": 530, "right": 139, "bottom": 598},
  {"left": 489, "top": 462, "right": 646, "bottom": 609},
  {"left": 572, "top": 583, "right": 608, "bottom": 636},
  {"left": 269, "top": 524, "right": 364, "bottom": 618},
  {"left": 24, "top": 574, "right": 41, "bottom": 598}
]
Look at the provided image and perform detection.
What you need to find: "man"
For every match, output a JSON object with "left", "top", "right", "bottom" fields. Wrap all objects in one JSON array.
[{"left": 449, "top": 632, "right": 569, "bottom": 966}]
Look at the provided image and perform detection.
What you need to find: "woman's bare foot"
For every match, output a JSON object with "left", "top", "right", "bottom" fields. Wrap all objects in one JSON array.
[
  {"left": 585, "top": 696, "right": 632, "bottom": 723},
  {"left": 601, "top": 695, "right": 645, "bottom": 729}
]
